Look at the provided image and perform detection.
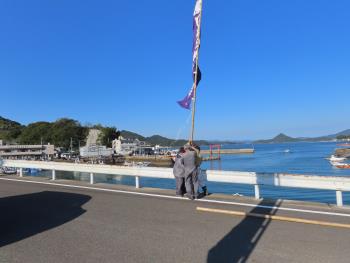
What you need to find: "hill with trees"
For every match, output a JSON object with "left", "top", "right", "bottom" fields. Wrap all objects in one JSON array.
[
  {"left": 120, "top": 130, "right": 209, "bottom": 146},
  {"left": 0, "top": 116, "right": 24, "bottom": 142},
  {"left": 254, "top": 133, "right": 299, "bottom": 144},
  {"left": 18, "top": 119, "right": 88, "bottom": 149},
  {"left": 255, "top": 129, "right": 350, "bottom": 143}
]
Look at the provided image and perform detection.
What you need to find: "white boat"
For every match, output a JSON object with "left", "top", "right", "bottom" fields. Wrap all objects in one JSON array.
[
  {"left": 328, "top": 155, "right": 346, "bottom": 162},
  {"left": 123, "top": 161, "right": 151, "bottom": 167},
  {"left": 1, "top": 167, "right": 17, "bottom": 175}
]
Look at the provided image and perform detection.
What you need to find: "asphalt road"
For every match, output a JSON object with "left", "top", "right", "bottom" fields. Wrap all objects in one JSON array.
[{"left": 1, "top": 178, "right": 350, "bottom": 263}]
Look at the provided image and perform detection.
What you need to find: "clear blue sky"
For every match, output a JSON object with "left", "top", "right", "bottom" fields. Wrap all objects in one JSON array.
[{"left": 1, "top": 0, "right": 350, "bottom": 140}]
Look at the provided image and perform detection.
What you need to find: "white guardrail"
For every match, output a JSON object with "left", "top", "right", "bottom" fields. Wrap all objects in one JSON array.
[{"left": 1, "top": 159, "right": 350, "bottom": 207}]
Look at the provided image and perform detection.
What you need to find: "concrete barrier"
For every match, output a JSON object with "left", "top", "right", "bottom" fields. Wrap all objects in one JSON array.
[{"left": 2, "top": 159, "right": 350, "bottom": 206}]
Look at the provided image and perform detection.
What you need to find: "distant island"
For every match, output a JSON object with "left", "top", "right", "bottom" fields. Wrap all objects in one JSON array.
[{"left": 254, "top": 130, "right": 350, "bottom": 144}]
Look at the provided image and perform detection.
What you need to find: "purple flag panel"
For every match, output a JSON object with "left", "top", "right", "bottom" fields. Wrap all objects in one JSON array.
[
  {"left": 178, "top": 0, "right": 202, "bottom": 110},
  {"left": 177, "top": 84, "right": 195, "bottom": 109}
]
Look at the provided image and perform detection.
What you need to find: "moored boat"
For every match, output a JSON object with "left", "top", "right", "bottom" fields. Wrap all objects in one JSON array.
[
  {"left": 337, "top": 143, "right": 350, "bottom": 147},
  {"left": 1, "top": 167, "right": 17, "bottom": 174},
  {"left": 328, "top": 155, "right": 346, "bottom": 162},
  {"left": 335, "top": 163, "right": 350, "bottom": 169},
  {"left": 330, "top": 160, "right": 350, "bottom": 169}
]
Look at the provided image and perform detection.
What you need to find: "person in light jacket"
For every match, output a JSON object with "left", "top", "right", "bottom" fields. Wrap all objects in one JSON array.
[
  {"left": 191, "top": 144, "right": 207, "bottom": 196},
  {"left": 182, "top": 144, "right": 199, "bottom": 200},
  {"left": 173, "top": 147, "right": 186, "bottom": 196}
]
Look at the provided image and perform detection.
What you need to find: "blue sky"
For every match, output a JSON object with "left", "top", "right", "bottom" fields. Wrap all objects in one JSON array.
[{"left": 1, "top": 0, "right": 350, "bottom": 140}]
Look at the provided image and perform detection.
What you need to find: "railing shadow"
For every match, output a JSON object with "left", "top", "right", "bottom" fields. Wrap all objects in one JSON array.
[
  {"left": 207, "top": 199, "right": 282, "bottom": 263},
  {"left": 0, "top": 191, "right": 91, "bottom": 247}
]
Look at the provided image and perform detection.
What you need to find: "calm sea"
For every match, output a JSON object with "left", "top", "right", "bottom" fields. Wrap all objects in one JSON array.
[{"left": 35, "top": 142, "right": 350, "bottom": 205}]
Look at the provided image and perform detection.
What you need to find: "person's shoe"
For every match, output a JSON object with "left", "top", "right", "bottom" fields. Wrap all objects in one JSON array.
[
  {"left": 197, "top": 192, "right": 205, "bottom": 199},
  {"left": 186, "top": 194, "right": 195, "bottom": 200}
]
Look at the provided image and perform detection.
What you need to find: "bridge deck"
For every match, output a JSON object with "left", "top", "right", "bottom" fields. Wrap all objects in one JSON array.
[{"left": 1, "top": 176, "right": 350, "bottom": 263}]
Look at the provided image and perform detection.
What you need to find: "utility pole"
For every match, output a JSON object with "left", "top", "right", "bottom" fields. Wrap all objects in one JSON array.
[{"left": 70, "top": 137, "right": 73, "bottom": 153}]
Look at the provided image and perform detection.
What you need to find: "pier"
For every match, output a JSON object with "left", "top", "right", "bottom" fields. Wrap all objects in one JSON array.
[
  {"left": 202, "top": 156, "right": 221, "bottom": 161},
  {"left": 201, "top": 148, "right": 255, "bottom": 155}
]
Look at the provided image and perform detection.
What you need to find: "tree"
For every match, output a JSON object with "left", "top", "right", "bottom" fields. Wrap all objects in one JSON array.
[
  {"left": 50, "top": 118, "right": 88, "bottom": 150},
  {"left": 19, "top": 122, "right": 52, "bottom": 145},
  {"left": 337, "top": 135, "right": 350, "bottom": 140},
  {"left": 0, "top": 116, "right": 24, "bottom": 142},
  {"left": 98, "top": 127, "right": 120, "bottom": 147}
]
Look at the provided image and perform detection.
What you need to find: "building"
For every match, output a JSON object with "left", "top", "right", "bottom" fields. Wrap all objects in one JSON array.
[
  {"left": 0, "top": 143, "right": 55, "bottom": 160},
  {"left": 112, "top": 137, "right": 153, "bottom": 155},
  {"left": 79, "top": 129, "right": 114, "bottom": 158},
  {"left": 79, "top": 145, "right": 113, "bottom": 158}
]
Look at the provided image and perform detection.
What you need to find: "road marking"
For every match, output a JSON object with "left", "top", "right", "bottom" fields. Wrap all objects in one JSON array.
[
  {"left": 197, "top": 207, "right": 350, "bottom": 229},
  {"left": 1, "top": 177, "right": 350, "bottom": 218}
]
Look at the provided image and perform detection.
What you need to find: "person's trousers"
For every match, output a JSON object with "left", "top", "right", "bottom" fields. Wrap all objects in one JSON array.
[
  {"left": 175, "top": 177, "right": 186, "bottom": 196},
  {"left": 185, "top": 171, "right": 199, "bottom": 198}
]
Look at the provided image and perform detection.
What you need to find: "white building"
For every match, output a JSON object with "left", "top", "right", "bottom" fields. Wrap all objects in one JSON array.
[
  {"left": 79, "top": 129, "right": 114, "bottom": 158},
  {"left": 79, "top": 145, "right": 113, "bottom": 158},
  {"left": 112, "top": 137, "right": 153, "bottom": 155}
]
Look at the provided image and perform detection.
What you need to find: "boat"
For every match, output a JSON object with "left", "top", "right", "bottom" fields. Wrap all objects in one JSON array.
[
  {"left": 330, "top": 161, "right": 350, "bottom": 169},
  {"left": 135, "top": 161, "right": 151, "bottom": 167},
  {"left": 334, "top": 163, "right": 350, "bottom": 169},
  {"left": 284, "top": 149, "right": 290, "bottom": 153},
  {"left": 337, "top": 143, "right": 350, "bottom": 147},
  {"left": 328, "top": 155, "right": 346, "bottom": 162},
  {"left": 124, "top": 161, "right": 151, "bottom": 167},
  {"left": 1, "top": 167, "right": 17, "bottom": 174}
]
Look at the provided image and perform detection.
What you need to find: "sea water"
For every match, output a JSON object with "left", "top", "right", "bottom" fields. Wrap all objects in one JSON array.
[{"left": 34, "top": 142, "right": 350, "bottom": 205}]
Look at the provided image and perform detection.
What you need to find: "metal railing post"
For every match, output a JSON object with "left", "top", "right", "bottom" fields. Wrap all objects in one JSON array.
[
  {"left": 90, "top": 173, "right": 94, "bottom": 184},
  {"left": 254, "top": 184, "right": 260, "bottom": 199},
  {"left": 135, "top": 176, "right": 140, "bottom": 188},
  {"left": 336, "top": 190, "right": 343, "bottom": 207},
  {"left": 52, "top": 169, "right": 56, "bottom": 180}
]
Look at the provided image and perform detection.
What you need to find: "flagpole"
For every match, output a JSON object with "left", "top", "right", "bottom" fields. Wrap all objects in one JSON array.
[{"left": 189, "top": 0, "right": 203, "bottom": 143}]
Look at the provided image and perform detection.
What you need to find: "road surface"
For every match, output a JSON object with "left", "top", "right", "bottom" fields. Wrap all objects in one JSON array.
[{"left": 1, "top": 176, "right": 350, "bottom": 263}]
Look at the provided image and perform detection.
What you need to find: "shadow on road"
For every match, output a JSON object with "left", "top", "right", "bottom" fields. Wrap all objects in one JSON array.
[
  {"left": 207, "top": 199, "right": 281, "bottom": 263},
  {"left": 0, "top": 191, "right": 91, "bottom": 247}
]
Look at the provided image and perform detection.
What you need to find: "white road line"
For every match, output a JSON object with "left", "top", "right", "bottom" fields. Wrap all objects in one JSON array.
[{"left": 1, "top": 177, "right": 350, "bottom": 218}]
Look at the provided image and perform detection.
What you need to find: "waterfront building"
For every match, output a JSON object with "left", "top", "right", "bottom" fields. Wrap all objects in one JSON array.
[{"left": 0, "top": 143, "right": 55, "bottom": 160}]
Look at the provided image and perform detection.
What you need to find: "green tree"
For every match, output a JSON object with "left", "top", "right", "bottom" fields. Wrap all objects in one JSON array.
[
  {"left": 98, "top": 127, "right": 120, "bottom": 147},
  {"left": 337, "top": 135, "right": 350, "bottom": 140},
  {"left": 19, "top": 122, "right": 52, "bottom": 145},
  {"left": 0, "top": 116, "right": 24, "bottom": 142},
  {"left": 50, "top": 118, "right": 88, "bottom": 150}
]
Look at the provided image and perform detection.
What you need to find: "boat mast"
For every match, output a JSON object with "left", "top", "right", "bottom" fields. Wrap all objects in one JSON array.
[{"left": 189, "top": 0, "right": 203, "bottom": 143}]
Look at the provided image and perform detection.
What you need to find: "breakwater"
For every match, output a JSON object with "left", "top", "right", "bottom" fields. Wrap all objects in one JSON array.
[{"left": 201, "top": 148, "right": 254, "bottom": 155}]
